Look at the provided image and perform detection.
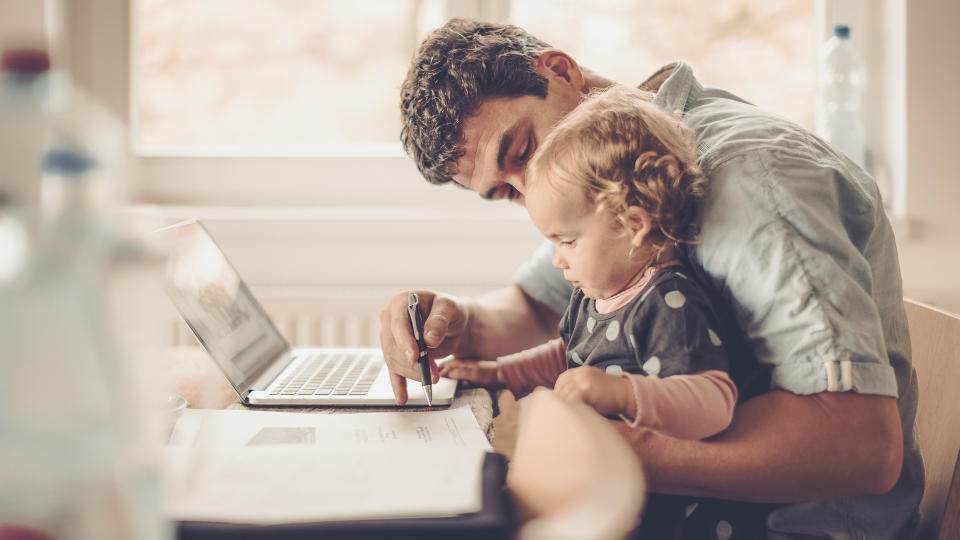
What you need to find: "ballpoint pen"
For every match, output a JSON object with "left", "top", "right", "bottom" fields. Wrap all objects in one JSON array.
[{"left": 407, "top": 292, "right": 433, "bottom": 406}]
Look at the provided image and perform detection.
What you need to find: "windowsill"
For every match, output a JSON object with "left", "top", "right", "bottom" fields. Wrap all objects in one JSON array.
[
  {"left": 128, "top": 203, "right": 914, "bottom": 240},
  {"left": 122, "top": 203, "right": 542, "bottom": 246},
  {"left": 133, "top": 144, "right": 407, "bottom": 158},
  {"left": 127, "top": 203, "right": 531, "bottom": 223},
  {"left": 122, "top": 203, "right": 543, "bottom": 288}
]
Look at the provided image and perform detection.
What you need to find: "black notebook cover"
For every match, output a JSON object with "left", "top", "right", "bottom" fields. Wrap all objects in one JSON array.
[{"left": 176, "top": 452, "right": 514, "bottom": 540}]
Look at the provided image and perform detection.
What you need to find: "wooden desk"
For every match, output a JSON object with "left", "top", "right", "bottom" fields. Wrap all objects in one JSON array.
[{"left": 166, "top": 347, "right": 496, "bottom": 441}]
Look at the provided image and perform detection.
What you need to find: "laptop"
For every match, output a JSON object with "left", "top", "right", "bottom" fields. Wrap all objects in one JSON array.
[{"left": 157, "top": 219, "right": 457, "bottom": 407}]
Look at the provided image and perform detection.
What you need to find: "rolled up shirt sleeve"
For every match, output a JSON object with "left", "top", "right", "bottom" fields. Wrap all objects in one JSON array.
[{"left": 690, "top": 145, "right": 899, "bottom": 398}]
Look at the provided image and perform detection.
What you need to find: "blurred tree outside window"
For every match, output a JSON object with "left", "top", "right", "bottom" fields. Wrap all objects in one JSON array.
[
  {"left": 134, "top": 0, "right": 446, "bottom": 150},
  {"left": 510, "top": 0, "right": 815, "bottom": 128},
  {"left": 134, "top": 0, "right": 814, "bottom": 153}
]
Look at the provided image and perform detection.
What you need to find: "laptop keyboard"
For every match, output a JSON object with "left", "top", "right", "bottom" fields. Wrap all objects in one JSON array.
[{"left": 268, "top": 352, "right": 382, "bottom": 397}]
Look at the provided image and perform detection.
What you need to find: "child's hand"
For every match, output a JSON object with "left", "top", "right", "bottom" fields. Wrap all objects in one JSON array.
[
  {"left": 437, "top": 358, "right": 503, "bottom": 389},
  {"left": 554, "top": 366, "right": 634, "bottom": 417}
]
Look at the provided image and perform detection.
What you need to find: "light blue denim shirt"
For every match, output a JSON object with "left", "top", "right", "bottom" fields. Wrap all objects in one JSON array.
[{"left": 514, "top": 62, "right": 922, "bottom": 540}]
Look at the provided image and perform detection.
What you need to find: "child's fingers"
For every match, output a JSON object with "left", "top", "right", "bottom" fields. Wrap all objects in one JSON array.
[
  {"left": 437, "top": 358, "right": 462, "bottom": 373},
  {"left": 445, "top": 367, "right": 475, "bottom": 381},
  {"left": 437, "top": 359, "right": 471, "bottom": 380},
  {"left": 437, "top": 363, "right": 453, "bottom": 377},
  {"left": 438, "top": 365, "right": 461, "bottom": 379}
]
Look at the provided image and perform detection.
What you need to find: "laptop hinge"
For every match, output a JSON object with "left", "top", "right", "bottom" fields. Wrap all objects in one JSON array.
[{"left": 247, "top": 348, "right": 295, "bottom": 393}]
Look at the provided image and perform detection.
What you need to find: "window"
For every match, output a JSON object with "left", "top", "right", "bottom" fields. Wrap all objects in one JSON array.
[
  {"left": 134, "top": 0, "right": 815, "bottom": 157},
  {"left": 134, "top": 0, "right": 447, "bottom": 154},
  {"left": 123, "top": 0, "right": 472, "bottom": 206},
  {"left": 510, "top": 0, "right": 816, "bottom": 129},
  {"left": 70, "top": 0, "right": 852, "bottom": 208}
]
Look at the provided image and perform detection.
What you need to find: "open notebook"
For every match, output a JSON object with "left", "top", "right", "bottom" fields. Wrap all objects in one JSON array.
[{"left": 165, "top": 407, "right": 493, "bottom": 523}]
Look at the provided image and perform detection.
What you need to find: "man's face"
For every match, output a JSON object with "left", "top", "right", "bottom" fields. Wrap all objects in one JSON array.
[
  {"left": 525, "top": 183, "right": 637, "bottom": 300},
  {"left": 452, "top": 68, "right": 585, "bottom": 204}
]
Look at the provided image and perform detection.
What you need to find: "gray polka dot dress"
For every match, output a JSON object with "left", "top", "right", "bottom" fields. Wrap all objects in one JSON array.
[
  {"left": 559, "top": 267, "right": 728, "bottom": 378},
  {"left": 559, "top": 265, "right": 774, "bottom": 539}
]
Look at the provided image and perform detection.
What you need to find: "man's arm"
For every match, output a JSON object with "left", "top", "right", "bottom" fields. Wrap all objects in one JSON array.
[
  {"left": 462, "top": 285, "right": 562, "bottom": 359},
  {"left": 614, "top": 390, "right": 903, "bottom": 502}
]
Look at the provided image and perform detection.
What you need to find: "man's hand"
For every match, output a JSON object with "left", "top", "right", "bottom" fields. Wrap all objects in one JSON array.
[
  {"left": 554, "top": 366, "right": 634, "bottom": 417},
  {"left": 378, "top": 290, "right": 470, "bottom": 405},
  {"left": 438, "top": 359, "right": 503, "bottom": 388}
]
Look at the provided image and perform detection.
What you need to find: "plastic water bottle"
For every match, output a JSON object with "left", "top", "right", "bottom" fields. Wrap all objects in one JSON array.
[
  {"left": 0, "top": 50, "right": 170, "bottom": 540},
  {"left": 0, "top": 48, "right": 128, "bottom": 214},
  {"left": 0, "top": 49, "right": 60, "bottom": 209},
  {"left": 0, "top": 147, "right": 170, "bottom": 540},
  {"left": 816, "top": 24, "right": 867, "bottom": 168}
]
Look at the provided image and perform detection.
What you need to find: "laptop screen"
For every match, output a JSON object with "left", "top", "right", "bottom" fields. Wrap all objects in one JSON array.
[{"left": 160, "top": 220, "right": 289, "bottom": 393}]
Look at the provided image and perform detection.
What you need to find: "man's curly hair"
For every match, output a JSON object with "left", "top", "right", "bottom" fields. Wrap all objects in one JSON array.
[{"left": 400, "top": 19, "right": 552, "bottom": 185}]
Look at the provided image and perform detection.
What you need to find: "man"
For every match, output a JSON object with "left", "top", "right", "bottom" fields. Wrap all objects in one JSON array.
[{"left": 380, "top": 19, "right": 921, "bottom": 539}]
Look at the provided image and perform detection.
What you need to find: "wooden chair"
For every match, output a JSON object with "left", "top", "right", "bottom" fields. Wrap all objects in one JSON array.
[
  {"left": 507, "top": 390, "right": 646, "bottom": 540},
  {"left": 905, "top": 299, "right": 960, "bottom": 539}
]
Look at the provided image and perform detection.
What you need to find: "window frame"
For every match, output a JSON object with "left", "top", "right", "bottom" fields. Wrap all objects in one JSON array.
[
  {"left": 58, "top": 0, "right": 507, "bottom": 207},
  {"left": 65, "top": 0, "right": 901, "bottom": 212}
]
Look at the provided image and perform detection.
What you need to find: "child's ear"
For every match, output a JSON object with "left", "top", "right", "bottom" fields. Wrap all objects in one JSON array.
[{"left": 625, "top": 207, "right": 652, "bottom": 247}]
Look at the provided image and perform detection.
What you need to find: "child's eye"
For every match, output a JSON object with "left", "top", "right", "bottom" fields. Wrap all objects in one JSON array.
[{"left": 559, "top": 239, "right": 576, "bottom": 247}]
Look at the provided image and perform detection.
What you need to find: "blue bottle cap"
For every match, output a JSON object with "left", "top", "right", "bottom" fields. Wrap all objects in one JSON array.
[
  {"left": 834, "top": 25, "right": 851, "bottom": 39},
  {"left": 41, "top": 147, "right": 96, "bottom": 178}
]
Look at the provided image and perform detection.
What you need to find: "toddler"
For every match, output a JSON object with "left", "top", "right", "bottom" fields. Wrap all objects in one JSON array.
[{"left": 440, "top": 85, "right": 737, "bottom": 440}]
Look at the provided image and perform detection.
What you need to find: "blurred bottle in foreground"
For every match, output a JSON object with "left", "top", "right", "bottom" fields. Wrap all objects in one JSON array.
[
  {"left": 0, "top": 49, "right": 57, "bottom": 209},
  {"left": 816, "top": 24, "right": 867, "bottom": 169},
  {"left": 0, "top": 48, "right": 170, "bottom": 540}
]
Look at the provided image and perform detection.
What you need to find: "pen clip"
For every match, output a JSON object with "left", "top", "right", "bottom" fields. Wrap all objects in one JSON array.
[{"left": 407, "top": 292, "right": 422, "bottom": 342}]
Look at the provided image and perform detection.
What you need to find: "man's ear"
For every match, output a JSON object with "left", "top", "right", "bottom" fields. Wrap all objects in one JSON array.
[
  {"left": 624, "top": 207, "right": 653, "bottom": 247},
  {"left": 536, "top": 50, "right": 588, "bottom": 93}
]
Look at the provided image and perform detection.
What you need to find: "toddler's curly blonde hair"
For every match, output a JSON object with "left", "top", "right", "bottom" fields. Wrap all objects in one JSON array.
[{"left": 528, "top": 85, "right": 707, "bottom": 261}]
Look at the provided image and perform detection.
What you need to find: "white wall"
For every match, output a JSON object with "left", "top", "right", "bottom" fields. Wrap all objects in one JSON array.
[
  {"left": 0, "top": 0, "right": 45, "bottom": 48},
  {"left": 897, "top": 0, "right": 960, "bottom": 313}
]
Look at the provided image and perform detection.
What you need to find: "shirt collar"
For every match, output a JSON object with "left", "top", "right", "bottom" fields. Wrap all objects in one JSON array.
[{"left": 642, "top": 61, "right": 700, "bottom": 115}]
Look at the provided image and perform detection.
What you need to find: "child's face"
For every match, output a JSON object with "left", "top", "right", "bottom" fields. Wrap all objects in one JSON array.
[{"left": 525, "top": 182, "right": 640, "bottom": 300}]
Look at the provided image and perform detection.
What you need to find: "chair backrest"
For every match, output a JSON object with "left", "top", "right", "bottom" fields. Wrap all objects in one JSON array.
[
  {"left": 904, "top": 298, "right": 960, "bottom": 539},
  {"left": 938, "top": 451, "right": 960, "bottom": 539},
  {"left": 507, "top": 390, "right": 646, "bottom": 540}
]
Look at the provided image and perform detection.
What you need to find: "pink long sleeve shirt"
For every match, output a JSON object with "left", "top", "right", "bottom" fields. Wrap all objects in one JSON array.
[{"left": 498, "top": 265, "right": 738, "bottom": 440}]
